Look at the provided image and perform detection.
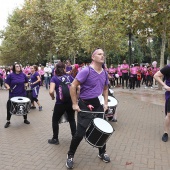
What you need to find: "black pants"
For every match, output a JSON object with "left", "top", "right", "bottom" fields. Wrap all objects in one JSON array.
[
  {"left": 0, "top": 78, "right": 3, "bottom": 87},
  {"left": 52, "top": 103, "right": 76, "bottom": 139},
  {"left": 122, "top": 73, "right": 129, "bottom": 88},
  {"left": 7, "top": 100, "right": 27, "bottom": 121},
  {"left": 68, "top": 98, "right": 106, "bottom": 157},
  {"left": 129, "top": 76, "right": 136, "bottom": 89}
]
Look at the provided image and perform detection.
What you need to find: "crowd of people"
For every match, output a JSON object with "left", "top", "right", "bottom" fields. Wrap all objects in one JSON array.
[
  {"left": 0, "top": 52, "right": 166, "bottom": 169},
  {"left": 0, "top": 59, "right": 160, "bottom": 92},
  {"left": 105, "top": 60, "right": 160, "bottom": 90}
]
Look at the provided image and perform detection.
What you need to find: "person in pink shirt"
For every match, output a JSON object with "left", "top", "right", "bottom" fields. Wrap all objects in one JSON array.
[
  {"left": 24, "top": 64, "right": 31, "bottom": 76},
  {"left": 117, "top": 64, "right": 122, "bottom": 86},
  {"left": 38, "top": 66, "right": 45, "bottom": 86},
  {"left": 129, "top": 64, "right": 138, "bottom": 90},
  {"left": 145, "top": 65, "right": 153, "bottom": 88},
  {"left": 120, "top": 60, "right": 129, "bottom": 89},
  {"left": 141, "top": 65, "right": 147, "bottom": 85},
  {"left": 108, "top": 64, "right": 116, "bottom": 88}
]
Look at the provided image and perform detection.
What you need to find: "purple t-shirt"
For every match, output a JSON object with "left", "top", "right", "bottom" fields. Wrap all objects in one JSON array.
[
  {"left": 76, "top": 66, "right": 108, "bottom": 100},
  {"left": 51, "top": 74, "right": 74, "bottom": 104},
  {"left": 30, "top": 72, "right": 40, "bottom": 88},
  {"left": 66, "top": 66, "right": 72, "bottom": 72},
  {"left": 5, "top": 72, "right": 28, "bottom": 98}
]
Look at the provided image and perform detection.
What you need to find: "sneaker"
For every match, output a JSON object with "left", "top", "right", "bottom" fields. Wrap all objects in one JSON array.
[
  {"left": 66, "top": 155, "right": 74, "bottom": 169},
  {"left": 48, "top": 138, "right": 59, "bottom": 145},
  {"left": 98, "top": 153, "right": 110, "bottom": 163},
  {"left": 24, "top": 120, "right": 30, "bottom": 124},
  {"left": 4, "top": 122, "right": 10, "bottom": 128},
  {"left": 111, "top": 119, "right": 117, "bottom": 122},
  {"left": 39, "top": 106, "right": 42, "bottom": 111},
  {"left": 162, "top": 133, "right": 168, "bottom": 142},
  {"left": 31, "top": 106, "right": 36, "bottom": 109}
]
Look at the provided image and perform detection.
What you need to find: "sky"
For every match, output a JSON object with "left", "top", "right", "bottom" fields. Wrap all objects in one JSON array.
[{"left": 0, "top": 0, "right": 25, "bottom": 30}]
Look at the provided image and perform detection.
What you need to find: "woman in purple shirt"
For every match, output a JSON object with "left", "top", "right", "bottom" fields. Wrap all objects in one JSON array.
[
  {"left": 4, "top": 63, "right": 30, "bottom": 128},
  {"left": 30, "top": 65, "right": 42, "bottom": 111},
  {"left": 48, "top": 62, "right": 76, "bottom": 145},
  {"left": 66, "top": 48, "right": 110, "bottom": 169}
]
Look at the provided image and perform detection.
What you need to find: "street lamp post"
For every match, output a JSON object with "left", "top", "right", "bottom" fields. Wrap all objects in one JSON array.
[{"left": 128, "top": 32, "right": 132, "bottom": 65}]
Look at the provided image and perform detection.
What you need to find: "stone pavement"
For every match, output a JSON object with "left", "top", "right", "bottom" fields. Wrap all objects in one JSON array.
[{"left": 0, "top": 85, "right": 170, "bottom": 170}]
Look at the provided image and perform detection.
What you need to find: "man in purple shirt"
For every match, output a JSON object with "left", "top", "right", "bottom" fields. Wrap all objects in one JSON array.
[
  {"left": 4, "top": 63, "right": 30, "bottom": 128},
  {"left": 66, "top": 48, "right": 110, "bottom": 169}
]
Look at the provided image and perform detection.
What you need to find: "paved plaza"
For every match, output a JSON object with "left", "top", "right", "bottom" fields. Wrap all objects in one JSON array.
[{"left": 0, "top": 85, "right": 170, "bottom": 170}]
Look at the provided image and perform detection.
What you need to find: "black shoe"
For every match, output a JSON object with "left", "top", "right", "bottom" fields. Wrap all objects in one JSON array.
[
  {"left": 4, "top": 122, "right": 10, "bottom": 128},
  {"left": 24, "top": 120, "right": 30, "bottom": 124},
  {"left": 66, "top": 155, "right": 74, "bottom": 169},
  {"left": 98, "top": 153, "right": 110, "bottom": 163},
  {"left": 31, "top": 106, "right": 36, "bottom": 109},
  {"left": 48, "top": 138, "right": 59, "bottom": 145},
  {"left": 162, "top": 133, "right": 168, "bottom": 142}
]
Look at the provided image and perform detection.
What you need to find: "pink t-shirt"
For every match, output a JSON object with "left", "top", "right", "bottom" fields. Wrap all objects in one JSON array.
[
  {"left": 152, "top": 67, "right": 159, "bottom": 75},
  {"left": 108, "top": 68, "right": 116, "bottom": 77},
  {"left": 117, "top": 66, "right": 122, "bottom": 76},
  {"left": 24, "top": 67, "right": 31, "bottom": 75},
  {"left": 121, "top": 64, "right": 129, "bottom": 73},
  {"left": 130, "top": 67, "right": 137, "bottom": 74},
  {"left": 39, "top": 69, "right": 45, "bottom": 76}
]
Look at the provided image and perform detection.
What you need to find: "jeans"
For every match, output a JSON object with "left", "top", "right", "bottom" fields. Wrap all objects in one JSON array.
[{"left": 44, "top": 76, "right": 51, "bottom": 89}]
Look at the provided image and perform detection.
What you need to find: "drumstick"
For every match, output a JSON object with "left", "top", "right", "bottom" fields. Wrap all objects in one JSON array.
[
  {"left": 10, "top": 85, "right": 17, "bottom": 92},
  {"left": 80, "top": 110, "right": 105, "bottom": 114}
]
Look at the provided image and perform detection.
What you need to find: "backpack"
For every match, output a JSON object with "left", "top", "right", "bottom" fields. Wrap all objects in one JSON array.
[{"left": 57, "top": 76, "right": 71, "bottom": 102}]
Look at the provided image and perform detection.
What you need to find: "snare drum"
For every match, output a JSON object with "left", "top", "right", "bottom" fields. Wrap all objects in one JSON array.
[
  {"left": 85, "top": 118, "right": 114, "bottom": 148},
  {"left": 106, "top": 96, "right": 118, "bottom": 117},
  {"left": 59, "top": 112, "right": 68, "bottom": 124},
  {"left": 99, "top": 95, "right": 118, "bottom": 118},
  {"left": 10, "top": 97, "right": 31, "bottom": 116}
]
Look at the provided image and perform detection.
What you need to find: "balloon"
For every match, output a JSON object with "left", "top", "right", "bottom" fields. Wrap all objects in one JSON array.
[
  {"left": 115, "top": 74, "right": 119, "bottom": 78},
  {"left": 152, "top": 61, "right": 157, "bottom": 67}
]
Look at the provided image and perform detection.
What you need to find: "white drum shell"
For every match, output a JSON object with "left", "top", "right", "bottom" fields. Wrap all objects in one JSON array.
[{"left": 10, "top": 97, "right": 31, "bottom": 116}]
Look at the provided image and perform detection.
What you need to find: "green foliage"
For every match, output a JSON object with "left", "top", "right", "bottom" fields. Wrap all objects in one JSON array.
[{"left": 0, "top": 0, "right": 170, "bottom": 66}]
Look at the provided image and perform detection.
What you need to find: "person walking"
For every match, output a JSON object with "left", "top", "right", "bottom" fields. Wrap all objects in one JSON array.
[
  {"left": 48, "top": 62, "right": 76, "bottom": 145},
  {"left": 30, "top": 65, "right": 42, "bottom": 111}
]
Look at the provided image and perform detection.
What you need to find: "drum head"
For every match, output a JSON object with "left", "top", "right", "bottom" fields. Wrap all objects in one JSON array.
[
  {"left": 93, "top": 118, "right": 113, "bottom": 134},
  {"left": 10, "top": 97, "right": 30, "bottom": 103},
  {"left": 99, "top": 96, "right": 118, "bottom": 107}
]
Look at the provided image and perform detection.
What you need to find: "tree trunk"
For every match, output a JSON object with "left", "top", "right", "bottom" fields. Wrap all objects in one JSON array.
[{"left": 158, "top": 30, "right": 166, "bottom": 90}]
